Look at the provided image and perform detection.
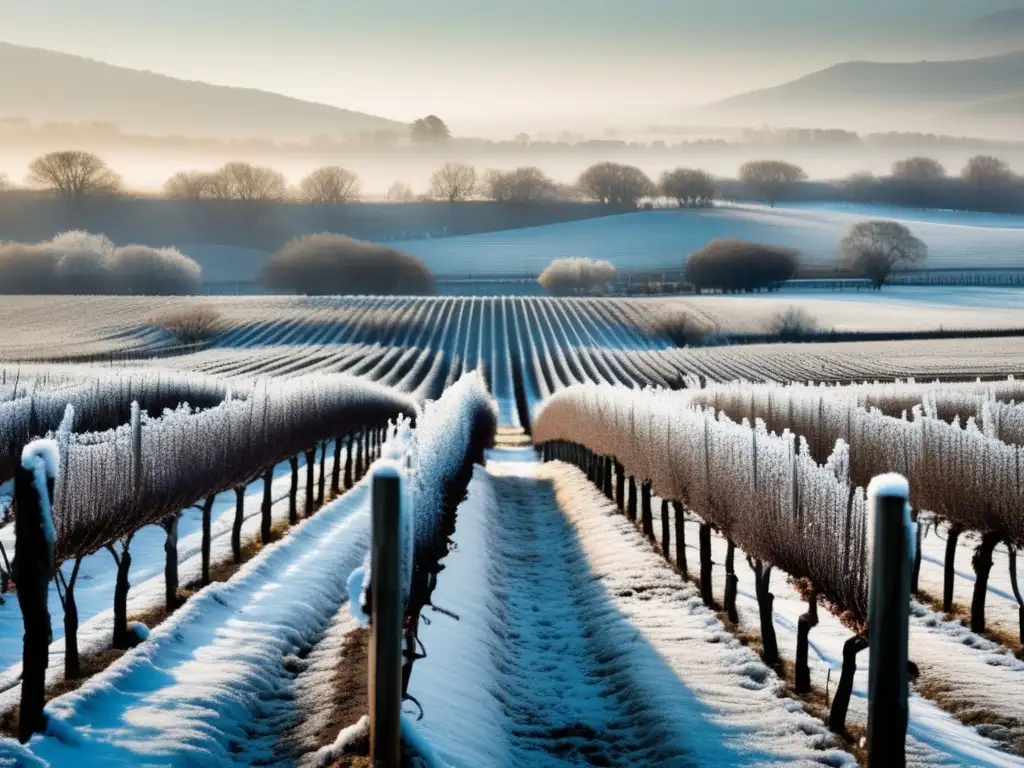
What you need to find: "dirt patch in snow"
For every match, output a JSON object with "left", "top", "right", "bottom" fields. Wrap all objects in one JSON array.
[{"left": 319, "top": 628, "right": 369, "bottom": 751}]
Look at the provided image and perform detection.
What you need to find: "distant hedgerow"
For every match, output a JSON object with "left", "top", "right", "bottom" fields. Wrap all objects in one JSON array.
[{"left": 0, "top": 231, "right": 201, "bottom": 295}]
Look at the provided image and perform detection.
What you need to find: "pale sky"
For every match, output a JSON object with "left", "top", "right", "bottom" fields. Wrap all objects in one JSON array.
[{"left": 0, "top": 0, "right": 1016, "bottom": 133}]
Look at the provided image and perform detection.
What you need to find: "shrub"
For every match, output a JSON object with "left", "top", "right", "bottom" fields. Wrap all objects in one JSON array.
[
  {"left": 150, "top": 305, "right": 224, "bottom": 345},
  {"left": 105, "top": 245, "right": 202, "bottom": 295},
  {"left": 641, "top": 304, "right": 718, "bottom": 345},
  {"left": 769, "top": 306, "right": 819, "bottom": 340},
  {"left": 684, "top": 239, "right": 799, "bottom": 293},
  {"left": 0, "top": 244, "right": 63, "bottom": 294},
  {"left": 0, "top": 232, "right": 202, "bottom": 295},
  {"left": 262, "top": 234, "right": 434, "bottom": 295},
  {"left": 537, "top": 257, "right": 616, "bottom": 296},
  {"left": 51, "top": 231, "right": 116, "bottom": 294}
]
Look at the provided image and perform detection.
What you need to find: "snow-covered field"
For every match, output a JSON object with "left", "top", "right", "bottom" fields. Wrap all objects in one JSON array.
[
  {"left": 394, "top": 203, "right": 1024, "bottom": 276},
  {"left": 686, "top": 286, "right": 1024, "bottom": 333}
]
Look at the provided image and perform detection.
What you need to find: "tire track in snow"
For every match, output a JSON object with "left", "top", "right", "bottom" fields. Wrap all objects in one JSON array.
[{"left": 489, "top": 471, "right": 690, "bottom": 767}]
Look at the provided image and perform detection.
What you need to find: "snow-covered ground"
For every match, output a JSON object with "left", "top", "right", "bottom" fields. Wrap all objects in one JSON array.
[
  {"left": 394, "top": 204, "right": 1024, "bottom": 276},
  {"left": 685, "top": 515, "right": 1024, "bottom": 766},
  {"left": 411, "top": 451, "right": 855, "bottom": 767},
  {"left": 0, "top": 448, "right": 337, "bottom": 705},
  {"left": 916, "top": 521, "right": 1024, "bottom": 650},
  {"left": 681, "top": 286, "right": 1024, "bottom": 333},
  {"left": 0, "top": 464, "right": 371, "bottom": 767}
]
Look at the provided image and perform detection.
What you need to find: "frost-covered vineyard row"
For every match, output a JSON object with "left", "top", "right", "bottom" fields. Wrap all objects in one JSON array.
[
  {"left": 1, "top": 374, "right": 499, "bottom": 765},
  {"left": 532, "top": 383, "right": 1024, "bottom": 760},
  {"left": 1, "top": 294, "right": 1024, "bottom": 763}
]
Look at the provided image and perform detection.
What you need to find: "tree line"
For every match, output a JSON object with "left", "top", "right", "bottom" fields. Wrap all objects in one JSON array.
[{"left": 4, "top": 150, "right": 1019, "bottom": 213}]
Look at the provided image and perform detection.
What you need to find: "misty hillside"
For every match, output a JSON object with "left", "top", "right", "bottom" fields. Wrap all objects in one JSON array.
[
  {"left": 694, "top": 50, "right": 1024, "bottom": 137},
  {"left": 0, "top": 42, "right": 404, "bottom": 140},
  {"left": 972, "top": 9, "right": 1024, "bottom": 40}
]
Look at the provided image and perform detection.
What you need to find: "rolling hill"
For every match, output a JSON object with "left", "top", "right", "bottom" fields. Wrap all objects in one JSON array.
[
  {"left": 0, "top": 42, "right": 404, "bottom": 140},
  {"left": 693, "top": 49, "right": 1024, "bottom": 137}
]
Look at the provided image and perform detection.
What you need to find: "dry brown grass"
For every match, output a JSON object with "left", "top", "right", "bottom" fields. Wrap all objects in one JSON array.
[{"left": 150, "top": 304, "right": 224, "bottom": 344}]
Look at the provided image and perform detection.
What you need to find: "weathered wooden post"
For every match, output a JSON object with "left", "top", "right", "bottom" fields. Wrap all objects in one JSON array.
[
  {"left": 369, "top": 466, "right": 404, "bottom": 768},
  {"left": 627, "top": 476, "right": 637, "bottom": 521},
  {"left": 640, "top": 481, "right": 654, "bottom": 540},
  {"left": 317, "top": 441, "right": 327, "bottom": 506},
  {"left": 344, "top": 434, "right": 354, "bottom": 490},
  {"left": 673, "top": 501, "right": 687, "bottom": 575},
  {"left": 660, "top": 500, "right": 671, "bottom": 558},
  {"left": 288, "top": 455, "right": 300, "bottom": 526},
  {"left": 231, "top": 485, "right": 245, "bottom": 563},
  {"left": 15, "top": 440, "right": 57, "bottom": 743},
  {"left": 304, "top": 447, "right": 316, "bottom": 515},
  {"left": 615, "top": 461, "right": 625, "bottom": 512},
  {"left": 867, "top": 474, "right": 912, "bottom": 767},
  {"left": 699, "top": 522, "right": 714, "bottom": 607},
  {"left": 163, "top": 514, "right": 180, "bottom": 611},
  {"left": 331, "top": 437, "right": 343, "bottom": 496},
  {"left": 942, "top": 522, "right": 962, "bottom": 613},
  {"left": 261, "top": 467, "right": 273, "bottom": 544},
  {"left": 602, "top": 457, "right": 613, "bottom": 499},
  {"left": 201, "top": 494, "right": 215, "bottom": 586}
]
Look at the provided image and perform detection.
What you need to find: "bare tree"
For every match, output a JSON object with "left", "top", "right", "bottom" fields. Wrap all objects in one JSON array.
[
  {"left": 411, "top": 115, "right": 451, "bottom": 143},
  {"left": 484, "top": 167, "right": 558, "bottom": 203},
  {"left": 576, "top": 162, "right": 653, "bottom": 207},
  {"left": 386, "top": 182, "right": 416, "bottom": 202},
  {"left": 891, "top": 156, "right": 945, "bottom": 184},
  {"left": 26, "top": 151, "right": 122, "bottom": 199},
  {"left": 840, "top": 220, "right": 927, "bottom": 288},
  {"left": 961, "top": 155, "right": 1014, "bottom": 187},
  {"left": 738, "top": 160, "right": 806, "bottom": 207},
  {"left": 660, "top": 168, "right": 715, "bottom": 207},
  {"left": 208, "top": 162, "right": 286, "bottom": 202},
  {"left": 429, "top": 163, "right": 477, "bottom": 203},
  {"left": 163, "top": 171, "right": 215, "bottom": 201},
  {"left": 299, "top": 166, "right": 361, "bottom": 204}
]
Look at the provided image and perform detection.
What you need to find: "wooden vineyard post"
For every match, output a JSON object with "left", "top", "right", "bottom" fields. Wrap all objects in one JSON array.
[
  {"left": 331, "top": 437, "right": 343, "bottom": 496},
  {"left": 602, "top": 457, "right": 613, "bottom": 499},
  {"left": 942, "top": 523, "right": 962, "bottom": 613},
  {"left": 261, "top": 467, "right": 273, "bottom": 545},
  {"left": 304, "top": 448, "right": 316, "bottom": 516},
  {"left": 673, "top": 501, "right": 687, "bottom": 575},
  {"left": 627, "top": 476, "right": 637, "bottom": 521},
  {"left": 289, "top": 455, "right": 300, "bottom": 526},
  {"left": 660, "top": 500, "right": 670, "bottom": 559},
  {"left": 317, "top": 441, "right": 327, "bottom": 506},
  {"left": 640, "top": 481, "right": 654, "bottom": 540},
  {"left": 369, "top": 466, "right": 404, "bottom": 768},
  {"left": 14, "top": 444, "right": 57, "bottom": 743},
  {"left": 344, "top": 434, "right": 354, "bottom": 490},
  {"left": 615, "top": 461, "right": 625, "bottom": 512},
  {"left": 866, "top": 474, "right": 912, "bottom": 767}
]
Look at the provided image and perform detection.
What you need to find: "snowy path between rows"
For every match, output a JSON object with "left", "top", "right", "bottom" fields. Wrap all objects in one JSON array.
[
  {"left": 0, "top": 474, "right": 371, "bottom": 766},
  {"left": 688, "top": 510, "right": 1024, "bottom": 766},
  {"left": 411, "top": 450, "right": 854, "bottom": 767},
  {"left": 0, "top": 448, "right": 344, "bottom": 708}
]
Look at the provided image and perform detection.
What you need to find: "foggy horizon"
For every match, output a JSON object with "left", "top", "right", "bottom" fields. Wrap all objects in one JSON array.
[{"left": 2, "top": 0, "right": 1023, "bottom": 134}]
